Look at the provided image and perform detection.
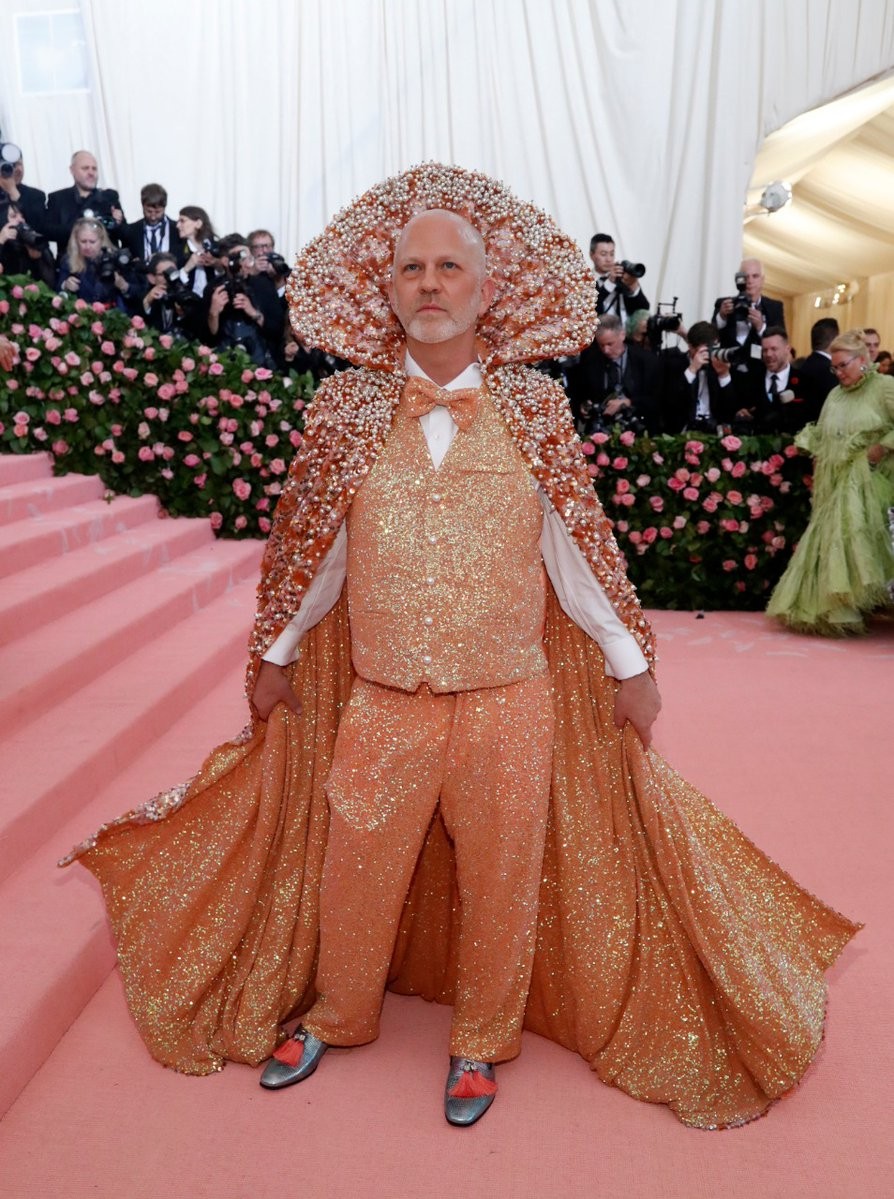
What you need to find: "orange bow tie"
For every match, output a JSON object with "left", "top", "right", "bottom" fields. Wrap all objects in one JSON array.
[{"left": 402, "top": 376, "right": 481, "bottom": 432}]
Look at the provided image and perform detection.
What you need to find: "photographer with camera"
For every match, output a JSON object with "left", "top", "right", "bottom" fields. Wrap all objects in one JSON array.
[
  {"left": 122, "top": 184, "right": 185, "bottom": 265},
  {"left": 0, "top": 201, "right": 55, "bottom": 287},
  {"left": 575, "top": 313, "right": 661, "bottom": 436},
  {"left": 56, "top": 217, "right": 139, "bottom": 309},
  {"left": 45, "top": 151, "right": 125, "bottom": 262},
  {"left": 0, "top": 143, "right": 47, "bottom": 234},
  {"left": 247, "top": 229, "right": 290, "bottom": 295},
  {"left": 134, "top": 251, "right": 205, "bottom": 340},
  {"left": 589, "top": 232, "right": 650, "bottom": 319},
  {"left": 175, "top": 206, "right": 219, "bottom": 299},
  {"left": 731, "top": 326, "right": 810, "bottom": 433},
  {"left": 712, "top": 258, "right": 785, "bottom": 352},
  {"left": 205, "top": 235, "right": 284, "bottom": 367},
  {"left": 663, "top": 320, "right": 736, "bottom": 434}
]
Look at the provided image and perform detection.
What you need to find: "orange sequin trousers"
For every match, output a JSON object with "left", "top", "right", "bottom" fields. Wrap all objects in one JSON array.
[{"left": 302, "top": 674, "right": 554, "bottom": 1063}]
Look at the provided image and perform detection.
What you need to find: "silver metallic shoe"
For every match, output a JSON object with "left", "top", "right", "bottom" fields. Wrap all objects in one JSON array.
[
  {"left": 444, "top": 1056, "right": 497, "bottom": 1126},
  {"left": 259, "top": 1026, "right": 329, "bottom": 1090}
]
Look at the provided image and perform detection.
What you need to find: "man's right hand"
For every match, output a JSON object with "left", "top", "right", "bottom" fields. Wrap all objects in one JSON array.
[
  {"left": 251, "top": 660, "right": 303, "bottom": 721},
  {"left": 718, "top": 298, "right": 734, "bottom": 318},
  {"left": 689, "top": 345, "right": 709, "bottom": 372}
]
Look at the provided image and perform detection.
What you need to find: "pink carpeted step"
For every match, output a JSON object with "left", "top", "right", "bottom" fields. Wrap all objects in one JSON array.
[
  {"left": 0, "top": 493, "right": 162, "bottom": 578},
  {"left": 0, "top": 538, "right": 263, "bottom": 736},
  {"left": 0, "top": 452, "right": 53, "bottom": 485},
  {"left": 0, "top": 574, "right": 259, "bottom": 885},
  {"left": 0, "top": 660, "right": 250, "bottom": 1120},
  {"left": 0, "top": 518, "right": 216, "bottom": 640},
  {"left": 0, "top": 472, "right": 105, "bottom": 525}
]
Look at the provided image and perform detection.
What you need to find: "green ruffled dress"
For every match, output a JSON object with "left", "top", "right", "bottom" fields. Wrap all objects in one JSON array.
[{"left": 767, "top": 367, "right": 894, "bottom": 634}]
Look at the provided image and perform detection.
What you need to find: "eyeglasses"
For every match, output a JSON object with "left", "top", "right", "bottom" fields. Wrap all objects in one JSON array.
[{"left": 830, "top": 357, "right": 859, "bottom": 374}]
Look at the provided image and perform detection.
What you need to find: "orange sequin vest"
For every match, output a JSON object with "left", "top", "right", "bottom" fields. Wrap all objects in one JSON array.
[{"left": 345, "top": 392, "right": 547, "bottom": 693}]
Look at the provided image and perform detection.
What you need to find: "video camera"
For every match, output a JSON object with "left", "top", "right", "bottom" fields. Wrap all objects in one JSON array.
[{"left": 646, "top": 298, "right": 682, "bottom": 351}]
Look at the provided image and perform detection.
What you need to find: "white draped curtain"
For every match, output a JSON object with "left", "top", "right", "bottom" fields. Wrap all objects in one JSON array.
[{"left": 1, "top": 0, "right": 893, "bottom": 326}]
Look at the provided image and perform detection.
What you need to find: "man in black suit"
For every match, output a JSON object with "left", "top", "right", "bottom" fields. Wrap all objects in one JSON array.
[
  {"left": 589, "top": 232, "right": 650, "bottom": 320},
  {"left": 0, "top": 151, "right": 47, "bottom": 234},
  {"left": 575, "top": 313, "right": 661, "bottom": 434},
  {"left": 663, "top": 320, "right": 736, "bottom": 433},
  {"left": 796, "top": 317, "right": 838, "bottom": 422},
  {"left": 121, "top": 183, "right": 184, "bottom": 266},
  {"left": 712, "top": 258, "right": 785, "bottom": 351},
  {"left": 45, "top": 150, "right": 124, "bottom": 260},
  {"left": 731, "top": 326, "right": 810, "bottom": 433}
]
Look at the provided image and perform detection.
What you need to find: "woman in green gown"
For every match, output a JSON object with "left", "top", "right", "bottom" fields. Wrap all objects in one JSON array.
[{"left": 767, "top": 329, "right": 894, "bottom": 634}]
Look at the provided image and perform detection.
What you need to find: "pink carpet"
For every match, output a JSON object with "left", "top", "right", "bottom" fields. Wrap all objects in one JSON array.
[{"left": 0, "top": 455, "right": 889, "bottom": 1198}]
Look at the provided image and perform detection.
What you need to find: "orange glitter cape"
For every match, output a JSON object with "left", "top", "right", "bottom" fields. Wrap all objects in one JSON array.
[{"left": 62, "top": 587, "right": 860, "bottom": 1129}]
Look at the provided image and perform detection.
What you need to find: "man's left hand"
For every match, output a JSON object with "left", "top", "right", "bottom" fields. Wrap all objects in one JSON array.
[{"left": 613, "top": 670, "right": 662, "bottom": 748}]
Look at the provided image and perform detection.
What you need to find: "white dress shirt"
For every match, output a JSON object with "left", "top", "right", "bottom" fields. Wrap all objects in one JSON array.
[{"left": 263, "top": 355, "right": 649, "bottom": 680}]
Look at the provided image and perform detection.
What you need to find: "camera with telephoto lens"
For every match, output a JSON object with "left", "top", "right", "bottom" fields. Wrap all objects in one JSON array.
[
  {"left": 158, "top": 264, "right": 199, "bottom": 308},
  {"left": 202, "top": 237, "right": 223, "bottom": 257},
  {"left": 646, "top": 298, "right": 682, "bottom": 350},
  {"left": 14, "top": 222, "right": 48, "bottom": 250},
  {"left": 97, "top": 245, "right": 133, "bottom": 282},
  {"left": 709, "top": 343, "right": 746, "bottom": 365},
  {"left": 81, "top": 189, "right": 121, "bottom": 232},
  {"left": 731, "top": 271, "right": 751, "bottom": 322},
  {"left": 265, "top": 250, "right": 290, "bottom": 278},
  {"left": 618, "top": 259, "right": 646, "bottom": 279}
]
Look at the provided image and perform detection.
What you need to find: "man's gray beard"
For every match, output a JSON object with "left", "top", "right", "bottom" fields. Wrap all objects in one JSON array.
[{"left": 403, "top": 296, "right": 481, "bottom": 345}]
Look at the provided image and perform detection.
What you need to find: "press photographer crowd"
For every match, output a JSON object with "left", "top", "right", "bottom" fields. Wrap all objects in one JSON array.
[{"left": 1, "top": 143, "right": 891, "bottom": 432}]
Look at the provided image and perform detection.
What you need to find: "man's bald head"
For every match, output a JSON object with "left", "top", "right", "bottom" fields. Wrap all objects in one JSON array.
[
  {"left": 392, "top": 209, "right": 487, "bottom": 283},
  {"left": 70, "top": 150, "right": 99, "bottom": 193}
]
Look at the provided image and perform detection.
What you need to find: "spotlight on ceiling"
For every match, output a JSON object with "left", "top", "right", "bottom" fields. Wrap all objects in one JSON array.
[{"left": 744, "top": 180, "right": 793, "bottom": 218}]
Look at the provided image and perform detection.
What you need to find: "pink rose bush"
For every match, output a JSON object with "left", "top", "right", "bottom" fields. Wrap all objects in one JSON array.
[
  {"left": 578, "top": 425, "right": 811, "bottom": 608},
  {"left": 0, "top": 275, "right": 316, "bottom": 537}
]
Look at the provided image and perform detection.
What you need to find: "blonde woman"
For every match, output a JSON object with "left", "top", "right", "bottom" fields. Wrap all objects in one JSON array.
[
  {"left": 57, "top": 217, "right": 131, "bottom": 307},
  {"left": 767, "top": 329, "right": 894, "bottom": 633}
]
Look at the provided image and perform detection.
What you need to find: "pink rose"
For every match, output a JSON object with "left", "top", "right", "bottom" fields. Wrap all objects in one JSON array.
[
  {"left": 289, "top": 430, "right": 303, "bottom": 448},
  {"left": 615, "top": 521, "right": 628, "bottom": 533},
  {"left": 696, "top": 520, "right": 710, "bottom": 534},
  {"left": 659, "top": 526, "right": 673, "bottom": 539},
  {"left": 233, "top": 478, "right": 252, "bottom": 501},
  {"left": 684, "top": 440, "right": 704, "bottom": 455},
  {"left": 45, "top": 409, "right": 62, "bottom": 425},
  {"left": 587, "top": 463, "right": 599, "bottom": 477},
  {"left": 744, "top": 554, "right": 758, "bottom": 570},
  {"left": 157, "top": 383, "right": 176, "bottom": 401},
  {"left": 628, "top": 530, "right": 643, "bottom": 545},
  {"left": 615, "top": 478, "right": 631, "bottom": 494},
  {"left": 682, "top": 487, "right": 699, "bottom": 501},
  {"left": 721, "top": 518, "right": 739, "bottom": 533},
  {"left": 111, "top": 451, "right": 125, "bottom": 464},
  {"left": 6, "top": 378, "right": 19, "bottom": 390},
  {"left": 674, "top": 467, "right": 690, "bottom": 482},
  {"left": 635, "top": 474, "right": 651, "bottom": 487},
  {"left": 209, "top": 362, "right": 224, "bottom": 376},
  {"left": 193, "top": 474, "right": 207, "bottom": 488},
  {"left": 255, "top": 367, "right": 273, "bottom": 381},
  {"left": 672, "top": 515, "right": 687, "bottom": 530},
  {"left": 177, "top": 430, "right": 193, "bottom": 442},
  {"left": 730, "top": 461, "right": 746, "bottom": 478},
  {"left": 596, "top": 452, "right": 610, "bottom": 467},
  {"left": 181, "top": 357, "right": 195, "bottom": 372},
  {"left": 241, "top": 369, "right": 254, "bottom": 383},
  {"left": 612, "top": 456, "right": 628, "bottom": 470},
  {"left": 32, "top": 427, "right": 48, "bottom": 442},
  {"left": 13, "top": 411, "right": 30, "bottom": 425},
  {"left": 138, "top": 446, "right": 155, "bottom": 462},
  {"left": 619, "top": 492, "right": 635, "bottom": 507},
  {"left": 581, "top": 441, "right": 595, "bottom": 455},
  {"left": 722, "top": 560, "right": 737, "bottom": 572},
  {"left": 705, "top": 467, "right": 720, "bottom": 483},
  {"left": 727, "top": 490, "right": 742, "bottom": 505},
  {"left": 25, "top": 346, "right": 40, "bottom": 362},
  {"left": 667, "top": 477, "right": 684, "bottom": 492},
  {"left": 258, "top": 516, "right": 272, "bottom": 533},
  {"left": 649, "top": 496, "right": 664, "bottom": 512},
  {"left": 159, "top": 334, "right": 173, "bottom": 349},
  {"left": 619, "top": 429, "right": 635, "bottom": 447},
  {"left": 720, "top": 434, "right": 742, "bottom": 451},
  {"left": 80, "top": 372, "right": 93, "bottom": 387},
  {"left": 269, "top": 458, "right": 287, "bottom": 475},
  {"left": 130, "top": 315, "right": 145, "bottom": 330},
  {"left": 183, "top": 454, "right": 200, "bottom": 467},
  {"left": 144, "top": 346, "right": 156, "bottom": 361},
  {"left": 642, "top": 527, "right": 658, "bottom": 544},
  {"left": 234, "top": 515, "right": 248, "bottom": 530},
  {"left": 144, "top": 372, "right": 158, "bottom": 388},
  {"left": 13, "top": 424, "right": 28, "bottom": 437},
  {"left": 210, "top": 512, "right": 223, "bottom": 530},
  {"left": 591, "top": 432, "right": 609, "bottom": 445},
  {"left": 51, "top": 439, "right": 69, "bottom": 455}
]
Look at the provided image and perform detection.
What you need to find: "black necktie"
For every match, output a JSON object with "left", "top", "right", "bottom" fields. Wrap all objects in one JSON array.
[
  {"left": 608, "top": 361, "right": 621, "bottom": 391},
  {"left": 769, "top": 373, "right": 779, "bottom": 403},
  {"left": 148, "top": 225, "right": 160, "bottom": 254}
]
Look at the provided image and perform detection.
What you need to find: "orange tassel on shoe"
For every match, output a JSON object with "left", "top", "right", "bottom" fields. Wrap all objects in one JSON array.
[
  {"left": 448, "top": 1070, "right": 497, "bottom": 1099},
  {"left": 272, "top": 1038, "right": 304, "bottom": 1067}
]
